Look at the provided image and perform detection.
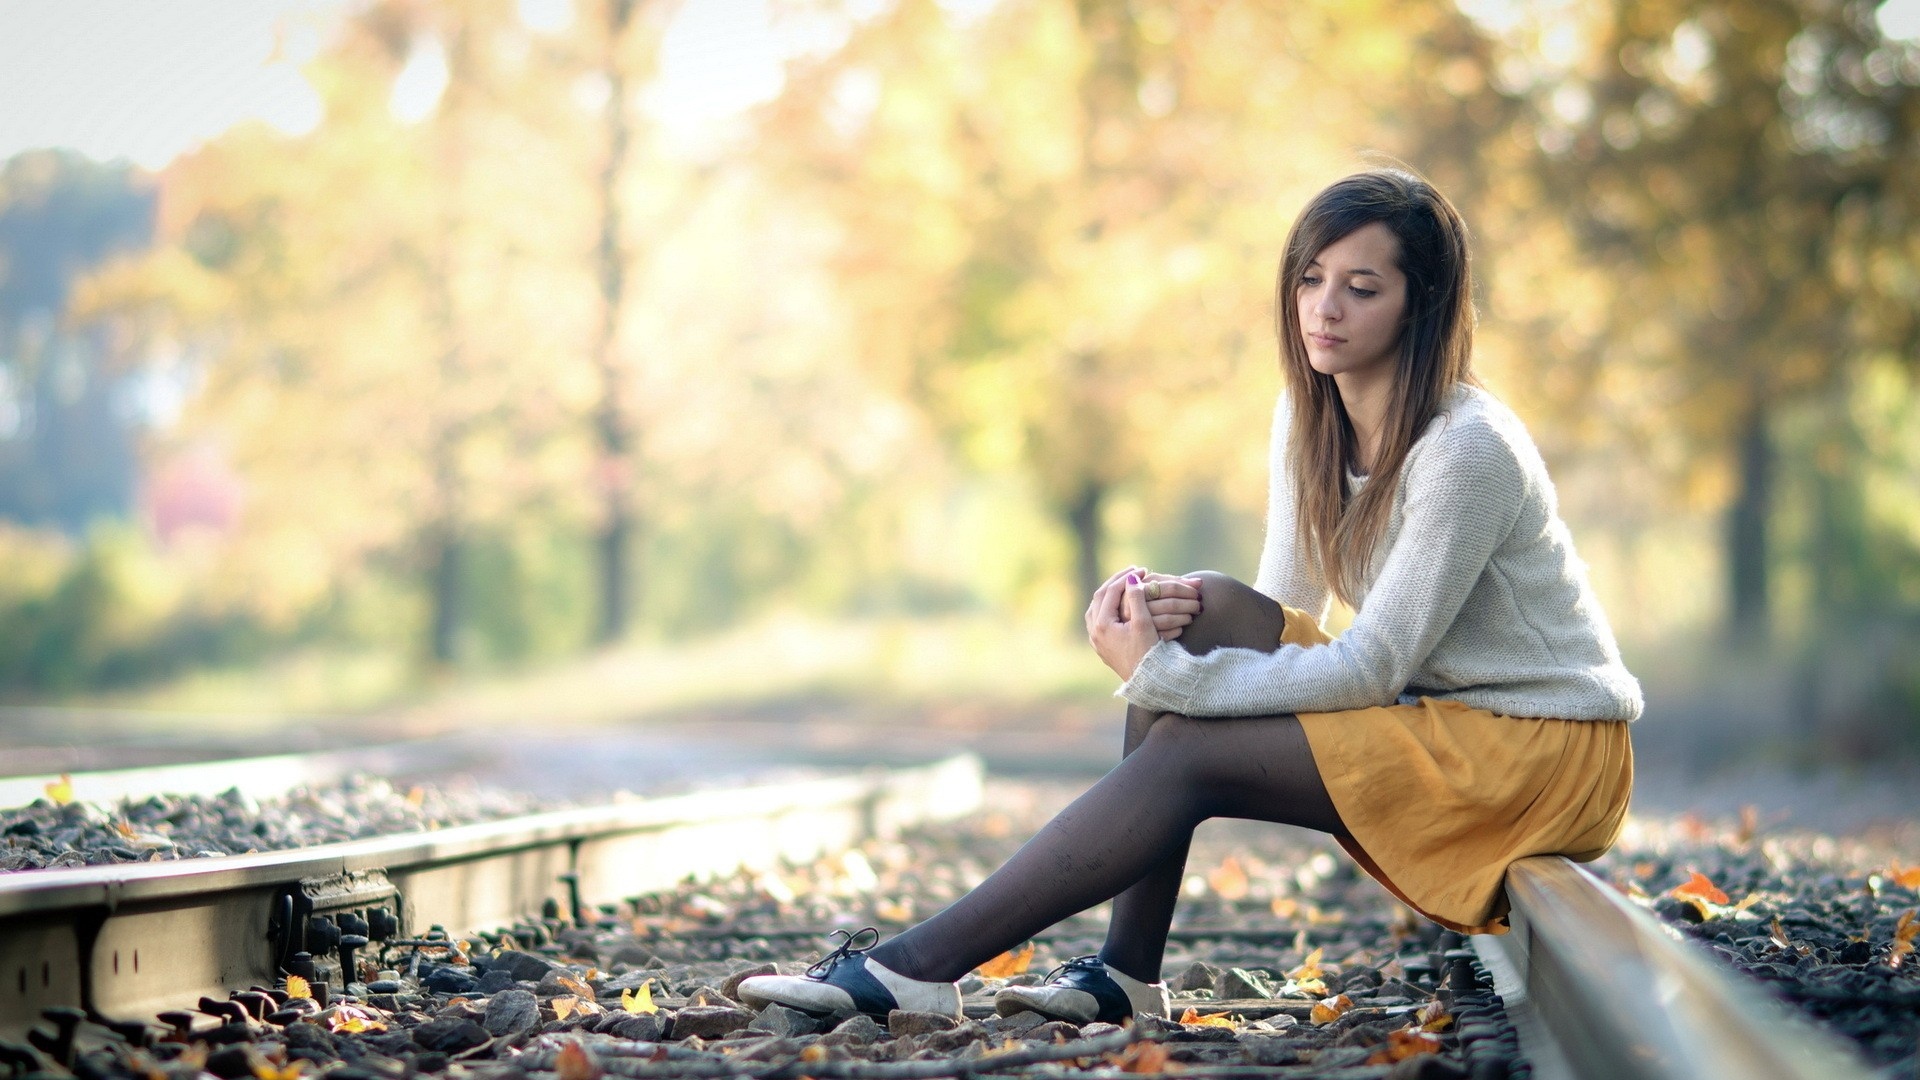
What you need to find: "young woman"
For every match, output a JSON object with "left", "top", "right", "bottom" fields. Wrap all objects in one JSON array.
[{"left": 740, "top": 169, "right": 1640, "bottom": 1026}]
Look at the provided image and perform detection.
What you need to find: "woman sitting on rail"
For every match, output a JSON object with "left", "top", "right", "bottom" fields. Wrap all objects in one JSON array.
[{"left": 741, "top": 168, "right": 1642, "bottom": 1026}]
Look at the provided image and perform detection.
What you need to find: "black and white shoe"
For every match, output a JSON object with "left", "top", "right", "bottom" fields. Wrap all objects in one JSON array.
[
  {"left": 736, "top": 928, "right": 963, "bottom": 1020},
  {"left": 994, "top": 955, "right": 1170, "bottom": 1025}
]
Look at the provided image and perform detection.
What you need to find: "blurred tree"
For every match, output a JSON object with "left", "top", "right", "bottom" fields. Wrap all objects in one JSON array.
[{"left": 1485, "top": 0, "right": 1920, "bottom": 642}]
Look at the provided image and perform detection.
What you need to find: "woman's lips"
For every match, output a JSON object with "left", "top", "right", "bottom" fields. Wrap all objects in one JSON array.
[{"left": 1308, "top": 332, "right": 1343, "bottom": 348}]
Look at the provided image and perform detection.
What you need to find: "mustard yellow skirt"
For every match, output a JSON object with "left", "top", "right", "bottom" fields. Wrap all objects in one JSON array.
[{"left": 1279, "top": 608, "right": 1634, "bottom": 935}]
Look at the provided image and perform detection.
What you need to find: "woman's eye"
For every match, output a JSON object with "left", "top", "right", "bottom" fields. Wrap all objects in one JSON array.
[
  {"left": 1301, "top": 275, "right": 1322, "bottom": 287},
  {"left": 1350, "top": 287, "right": 1376, "bottom": 298}
]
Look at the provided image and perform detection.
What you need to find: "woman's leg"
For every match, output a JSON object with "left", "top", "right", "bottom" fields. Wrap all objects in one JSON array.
[
  {"left": 868, "top": 573, "right": 1341, "bottom": 984},
  {"left": 1098, "top": 572, "right": 1296, "bottom": 981}
]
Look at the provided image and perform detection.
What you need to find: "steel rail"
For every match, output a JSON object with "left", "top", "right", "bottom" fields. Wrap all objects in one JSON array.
[
  {"left": 0, "top": 753, "right": 984, "bottom": 1038},
  {"left": 1477, "top": 855, "right": 1875, "bottom": 1080}
]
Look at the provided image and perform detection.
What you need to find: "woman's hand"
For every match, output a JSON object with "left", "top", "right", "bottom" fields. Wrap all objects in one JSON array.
[
  {"left": 1139, "top": 572, "right": 1203, "bottom": 641},
  {"left": 1086, "top": 571, "right": 1167, "bottom": 682}
]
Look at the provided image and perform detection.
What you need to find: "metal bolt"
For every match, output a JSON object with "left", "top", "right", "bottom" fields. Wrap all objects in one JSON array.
[
  {"left": 338, "top": 934, "right": 370, "bottom": 988},
  {"left": 34, "top": 1006, "right": 85, "bottom": 1066},
  {"left": 367, "top": 907, "right": 398, "bottom": 941},
  {"left": 156, "top": 1011, "right": 197, "bottom": 1041},
  {"left": 105, "top": 1019, "right": 152, "bottom": 1049},
  {"left": 196, "top": 997, "right": 247, "bottom": 1026}
]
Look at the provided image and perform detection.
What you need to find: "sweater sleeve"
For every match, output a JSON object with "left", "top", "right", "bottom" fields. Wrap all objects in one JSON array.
[
  {"left": 1121, "top": 417, "right": 1527, "bottom": 716},
  {"left": 1252, "top": 392, "right": 1331, "bottom": 619}
]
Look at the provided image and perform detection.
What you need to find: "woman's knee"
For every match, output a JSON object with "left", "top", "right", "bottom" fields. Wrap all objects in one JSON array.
[{"left": 1178, "top": 571, "right": 1286, "bottom": 655}]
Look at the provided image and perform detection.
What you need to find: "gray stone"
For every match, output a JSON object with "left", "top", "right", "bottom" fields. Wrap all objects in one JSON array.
[
  {"left": 476, "top": 970, "right": 517, "bottom": 994},
  {"left": 721, "top": 964, "right": 777, "bottom": 1002},
  {"left": 482, "top": 989, "right": 539, "bottom": 1038},
  {"left": 609, "top": 1013, "right": 669, "bottom": 1042},
  {"left": 1080, "top": 1022, "right": 1124, "bottom": 1039},
  {"left": 605, "top": 944, "right": 658, "bottom": 970},
  {"left": 818, "top": 1014, "right": 883, "bottom": 1047},
  {"left": 746, "top": 1004, "right": 821, "bottom": 1038},
  {"left": 1386, "top": 1053, "right": 1470, "bottom": 1080},
  {"left": 983, "top": 1010, "right": 1047, "bottom": 1036},
  {"left": 490, "top": 951, "right": 561, "bottom": 984},
  {"left": 411, "top": 1016, "right": 490, "bottom": 1054},
  {"left": 685, "top": 986, "right": 742, "bottom": 1009},
  {"left": 601, "top": 970, "right": 658, "bottom": 992},
  {"left": 1238, "top": 1034, "right": 1301, "bottom": 1066},
  {"left": 956, "top": 975, "right": 987, "bottom": 995},
  {"left": 1027, "top": 1020, "right": 1081, "bottom": 1042},
  {"left": 887, "top": 1010, "right": 960, "bottom": 1037},
  {"left": 921, "top": 1022, "right": 990, "bottom": 1053},
  {"left": 536, "top": 971, "right": 585, "bottom": 997},
  {"left": 671, "top": 1005, "right": 755, "bottom": 1040},
  {"left": 1217, "top": 967, "right": 1276, "bottom": 1000},
  {"left": 1168, "top": 961, "right": 1221, "bottom": 994}
]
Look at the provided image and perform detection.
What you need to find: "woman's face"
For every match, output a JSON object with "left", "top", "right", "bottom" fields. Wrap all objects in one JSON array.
[{"left": 1296, "top": 222, "right": 1409, "bottom": 384}]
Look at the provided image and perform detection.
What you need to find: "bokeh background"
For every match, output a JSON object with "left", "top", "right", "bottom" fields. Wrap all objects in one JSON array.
[{"left": 3, "top": 0, "right": 1920, "bottom": 800}]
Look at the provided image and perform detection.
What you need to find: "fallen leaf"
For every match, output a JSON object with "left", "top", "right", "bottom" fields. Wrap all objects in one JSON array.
[
  {"left": 976, "top": 943, "right": 1035, "bottom": 979},
  {"left": 799, "top": 1045, "right": 828, "bottom": 1064},
  {"left": 555, "top": 974, "right": 595, "bottom": 999},
  {"left": 1672, "top": 872, "right": 1730, "bottom": 906},
  {"left": 284, "top": 975, "right": 313, "bottom": 1001},
  {"left": 554, "top": 1041, "right": 601, "bottom": 1080},
  {"left": 874, "top": 898, "right": 914, "bottom": 923},
  {"left": 331, "top": 1017, "right": 385, "bottom": 1034},
  {"left": 1310, "top": 994, "right": 1353, "bottom": 1025},
  {"left": 552, "top": 996, "right": 579, "bottom": 1021},
  {"left": 405, "top": 786, "right": 426, "bottom": 809},
  {"left": 1270, "top": 897, "right": 1298, "bottom": 919},
  {"left": 1207, "top": 856, "right": 1250, "bottom": 901},
  {"left": 1891, "top": 910, "right": 1918, "bottom": 968},
  {"left": 114, "top": 819, "right": 137, "bottom": 840},
  {"left": 252, "top": 1059, "right": 305, "bottom": 1080},
  {"left": 1104, "top": 1041, "right": 1178, "bottom": 1074},
  {"left": 1366, "top": 1029, "right": 1443, "bottom": 1064},
  {"left": 1277, "top": 977, "right": 1328, "bottom": 998},
  {"left": 1287, "top": 947, "right": 1325, "bottom": 981},
  {"left": 1176, "top": 1008, "right": 1238, "bottom": 1028},
  {"left": 1769, "top": 917, "right": 1792, "bottom": 951},
  {"left": 1417, "top": 999, "right": 1452, "bottom": 1033},
  {"left": 44, "top": 774, "right": 72, "bottom": 807},
  {"left": 620, "top": 982, "right": 658, "bottom": 1014},
  {"left": 1891, "top": 863, "right": 1920, "bottom": 890}
]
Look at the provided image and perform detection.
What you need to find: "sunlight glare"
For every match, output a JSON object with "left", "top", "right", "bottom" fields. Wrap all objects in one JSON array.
[
  {"left": 390, "top": 36, "right": 451, "bottom": 124},
  {"left": 1879, "top": 0, "right": 1920, "bottom": 41}
]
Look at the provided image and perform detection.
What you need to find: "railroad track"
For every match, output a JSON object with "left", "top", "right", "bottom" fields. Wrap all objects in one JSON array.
[{"left": 0, "top": 753, "right": 1882, "bottom": 1080}]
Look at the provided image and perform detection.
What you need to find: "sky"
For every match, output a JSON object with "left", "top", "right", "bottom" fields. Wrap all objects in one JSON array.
[{"left": 0, "top": 0, "right": 914, "bottom": 170}]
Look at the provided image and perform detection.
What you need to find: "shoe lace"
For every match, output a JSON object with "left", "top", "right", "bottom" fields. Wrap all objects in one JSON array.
[
  {"left": 1041, "top": 954, "right": 1107, "bottom": 984},
  {"left": 806, "top": 926, "right": 881, "bottom": 979}
]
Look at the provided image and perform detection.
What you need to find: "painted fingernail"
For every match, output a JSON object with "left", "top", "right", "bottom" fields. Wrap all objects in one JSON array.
[{"left": 1125, "top": 573, "right": 1140, "bottom": 586}]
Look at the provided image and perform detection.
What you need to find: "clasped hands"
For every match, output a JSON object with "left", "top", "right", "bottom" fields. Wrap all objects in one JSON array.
[{"left": 1084, "top": 565, "right": 1204, "bottom": 682}]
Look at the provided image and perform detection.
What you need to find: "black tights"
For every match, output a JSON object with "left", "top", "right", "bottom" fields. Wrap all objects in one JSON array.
[{"left": 868, "top": 572, "right": 1346, "bottom": 985}]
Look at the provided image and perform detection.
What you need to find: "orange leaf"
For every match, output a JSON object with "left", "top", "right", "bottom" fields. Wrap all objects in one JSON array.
[
  {"left": 555, "top": 973, "right": 595, "bottom": 999},
  {"left": 1176, "top": 1007, "right": 1238, "bottom": 1029},
  {"left": 1768, "top": 917, "right": 1792, "bottom": 951},
  {"left": 554, "top": 1041, "right": 601, "bottom": 1080},
  {"left": 1286, "top": 947, "right": 1325, "bottom": 981},
  {"left": 1104, "top": 1041, "right": 1178, "bottom": 1074},
  {"left": 1207, "top": 856, "right": 1250, "bottom": 901},
  {"left": 252, "top": 1060, "right": 306, "bottom": 1080},
  {"left": 1269, "top": 897, "right": 1298, "bottom": 919},
  {"left": 1366, "top": 1029, "right": 1443, "bottom": 1064},
  {"left": 1892, "top": 863, "right": 1920, "bottom": 890},
  {"left": 114, "top": 819, "right": 137, "bottom": 839},
  {"left": 284, "top": 975, "right": 313, "bottom": 1001},
  {"left": 1892, "top": 910, "right": 1918, "bottom": 967},
  {"left": 976, "top": 943, "right": 1035, "bottom": 979},
  {"left": 552, "top": 996, "right": 579, "bottom": 1021},
  {"left": 1671, "top": 872, "right": 1729, "bottom": 906},
  {"left": 1309, "top": 994, "right": 1353, "bottom": 1025}
]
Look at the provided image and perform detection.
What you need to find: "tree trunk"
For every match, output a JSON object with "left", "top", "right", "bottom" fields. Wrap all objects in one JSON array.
[
  {"left": 592, "top": 0, "right": 637, "bottom": 645},
  {"left": 1725, "top": 398, "right": 1771, "bottom": 645},
  {"left": 1065, "top": 480, "right": 1106, "bottom": 614}
]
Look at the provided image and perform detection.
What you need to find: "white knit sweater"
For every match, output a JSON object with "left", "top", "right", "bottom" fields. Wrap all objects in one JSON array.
[{"left": 1121, "top": 384, "right": 1643, "bottom": 722}]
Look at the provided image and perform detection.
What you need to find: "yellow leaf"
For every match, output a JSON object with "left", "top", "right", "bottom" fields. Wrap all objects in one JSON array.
[
  {"left": 1270, "top": 897, "right": 1298, "bottom": 919},
  {"left": 555, "top": 974, "right": 595, "bottom": 999},
  {"left": 1366, "top": 1029, "right": 1442, "bottom": 1065},
  {"left": 1177, "top": 1007, "right": 1239, "bottom": 1028},
  {"left": 44, "top": 774, "right": 72, "bottom": 806},
  {"left": 1309, "top": 994, "right": 1353, "bottom": 1026},
  {"left": 1417, "top": 999, "right": 1452, "bottom": 1033},
  {"left": 1287, "top": 947, "right": 1324, "bottom": 981},
  {"left": 620, "top": 982, "right": 658, "bottom": 1014},
  {"left": 405, "top": 786, "right": 426, "bottom": 809},
  {"left": 1672, "top": 872, "right": 1729, "bottom": 906},
  {"left": 976, "top": 943, "right": 1035, "bottom": 979},
  {"left": 253, "top": 1059, "right": 306, "bottom": 1080},
  {"left": 799, "top": 1045, "right": 828, "bottom": 1064},
  {"left": 1207, "top": 856, "right": 1250, "bottom": 901},
  {"left": 1279, "top": 977, "right": 1327, "bottom": 998},
  {"left": 1103, "top": 1041, "right": 1178, "bottom": 1074},
  {"left": 114, "top": 819, "right": 137, "bottom": 839},
  {"left": 554, "top": 1041, "right": 601, "bottom": 1080},
  {"left": 284, "top": 975, "right": 313, "bottom": 1001},
  {"left": 552, "top": 996, "right": 578, "bottom": 1021},
  {"left": 1892, "top": 910, "right": 1918, "bottom": 967}
]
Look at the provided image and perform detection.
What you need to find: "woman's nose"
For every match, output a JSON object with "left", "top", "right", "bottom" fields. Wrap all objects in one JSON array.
[{"left": 1312, "top": 290, "right": 1340, "bottom": 320}]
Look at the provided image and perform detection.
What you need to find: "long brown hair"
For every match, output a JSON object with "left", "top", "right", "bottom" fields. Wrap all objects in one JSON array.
[{"left": 1275, "top": 169, "right": 1478, "bottom": 604}]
